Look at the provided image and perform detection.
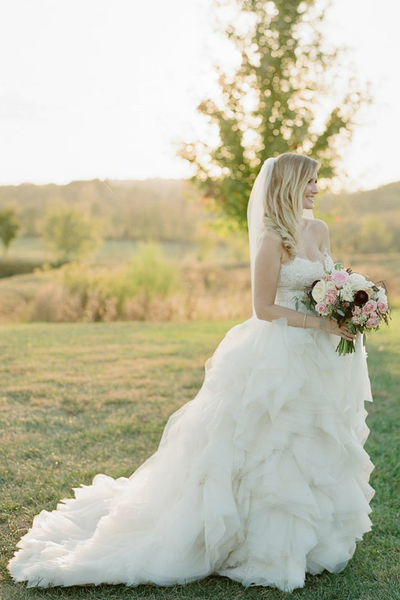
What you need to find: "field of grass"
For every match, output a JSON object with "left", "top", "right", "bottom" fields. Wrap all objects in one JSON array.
[
  {"left": 2, "top": 236, "right": 154, "bottom": 263},
  {"left": 3, "top": 236, "right": 238, "bottom": 266},
  {"left": 1, "top": 311, "right": 400, "bottom": 599}
]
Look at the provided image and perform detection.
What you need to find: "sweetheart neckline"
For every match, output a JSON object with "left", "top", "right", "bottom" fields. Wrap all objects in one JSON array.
[{"left": 280, "top": 248, "right": 329, "bottom": 270}]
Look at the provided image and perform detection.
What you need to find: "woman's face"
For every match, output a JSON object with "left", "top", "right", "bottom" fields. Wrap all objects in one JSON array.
[{"left": 302, "top": 172, "right": 318, "bottom": 210}]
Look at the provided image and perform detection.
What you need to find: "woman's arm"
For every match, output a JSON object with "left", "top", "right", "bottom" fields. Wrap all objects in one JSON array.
[
  {"left": 253, "top": 226, "right": 356, "bottom": 342},
  {"left": 253, "top": 229, "right": 323, "bottom": 329}
]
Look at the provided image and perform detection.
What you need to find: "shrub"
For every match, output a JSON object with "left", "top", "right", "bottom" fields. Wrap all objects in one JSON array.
[
  {"left": 30, "top": 283, "right": 83, "bottom": 322},
  {"left": 31, "top": 241, "right": 182, "bottom": 321},
  {"left": 123, "top": 241, "right": 181, "bottom": 312}
]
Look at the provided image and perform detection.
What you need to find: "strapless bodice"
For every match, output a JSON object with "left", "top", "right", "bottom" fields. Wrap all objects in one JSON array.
[{"left": 276, "top": 249, "right": 334, "bottom": 314}]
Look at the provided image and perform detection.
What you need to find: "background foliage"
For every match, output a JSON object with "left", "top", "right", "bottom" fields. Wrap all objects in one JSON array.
[{"left": 176, "top": 0, "right": 372, "bottom": 231}]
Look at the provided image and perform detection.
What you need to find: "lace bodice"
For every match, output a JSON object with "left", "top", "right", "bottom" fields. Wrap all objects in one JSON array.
[{"left": 276, "top": 248, "right": 334, "bottom": 314}]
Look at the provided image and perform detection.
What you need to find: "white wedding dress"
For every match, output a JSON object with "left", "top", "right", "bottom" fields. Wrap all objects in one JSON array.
[{"left": 7, "top": 248, "right": 375, "bottom": 593}]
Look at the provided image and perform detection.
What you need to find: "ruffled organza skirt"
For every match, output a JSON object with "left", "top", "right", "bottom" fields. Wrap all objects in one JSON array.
[{"left": 7, "top": 316, "right": 375, "bottom": 592}]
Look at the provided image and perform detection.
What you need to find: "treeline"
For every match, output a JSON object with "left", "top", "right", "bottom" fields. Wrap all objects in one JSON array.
[
  {"left": 0, "top": 178, "right": 205, "bottom": 243},
  {"left": 318, "top": 180, "right": 400, "bottom": 253},
  {"left": 0, "top": 177, "right": 399, "bottom": 253}
]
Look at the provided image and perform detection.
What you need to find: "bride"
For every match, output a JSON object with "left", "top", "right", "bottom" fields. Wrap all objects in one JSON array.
[{"left": 7, "top": 153, "right": 375, "bottom": 593}]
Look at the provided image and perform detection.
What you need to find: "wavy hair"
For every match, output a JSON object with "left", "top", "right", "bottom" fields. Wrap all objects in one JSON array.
[{"left": 263, "top": 152, "right": 320, "bottom": 260}]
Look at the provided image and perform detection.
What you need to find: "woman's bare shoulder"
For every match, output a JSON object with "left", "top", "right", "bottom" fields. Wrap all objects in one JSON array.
[
  {"left": 257, "top": 228, "right": 283, "bottom": 260},
  {"left": 309, "top": 218, "right": 330, "bottom": 250},
  {"left": 310, "top": 218, "right": 329, "bottom": 233},
  {"left": 258, "top": 228, "right": 283, "bottom": 244}
]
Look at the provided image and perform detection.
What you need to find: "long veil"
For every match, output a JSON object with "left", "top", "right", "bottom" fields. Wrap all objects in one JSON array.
[
  {"left": 246, "top": 157, "right": 276, "bottom": 317},
  {"left": 247, "top": 157, "right": 314, "bottom": 317}
]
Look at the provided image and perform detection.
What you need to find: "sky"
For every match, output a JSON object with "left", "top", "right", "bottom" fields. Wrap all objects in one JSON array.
[{"left": 0, "top": 0, "right": 399, "bottom": 192}]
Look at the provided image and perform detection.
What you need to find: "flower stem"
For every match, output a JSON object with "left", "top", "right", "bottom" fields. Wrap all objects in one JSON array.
[{"left": 336, "top": 338, "right": 356, "bottom": 356}]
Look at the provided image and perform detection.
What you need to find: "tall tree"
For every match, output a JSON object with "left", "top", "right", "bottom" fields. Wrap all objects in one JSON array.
[
  {"left": 0, "top": 208, "right": 20, "bottom": 255},
  {"left": 177, "top": 0, "right": 372, "bottom": 232}
]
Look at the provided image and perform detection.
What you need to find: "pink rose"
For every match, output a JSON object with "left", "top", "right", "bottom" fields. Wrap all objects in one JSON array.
[
  {"left": 325, "top": 289, "right": 337, "bottom": 305},
  {"left": 351, "top": 315, "right": 361, "bottom": 325},
  {"left": 377, "top": 300, "right": 388, "bottom": 313},
  {"left": 366, "top": 314, "right": 380, "bottom": 328},
  {"left": 330, "top": 270, "right": 350, "bottom": 288},
  {"left": 362, "top": 299, "right": 377, "bottom": 314},
  {"left": 352, "top": 306, "right": 362, "bottom": 315},
  {"left": 315, "top": 302, "right": 327, "bottom": 315}
]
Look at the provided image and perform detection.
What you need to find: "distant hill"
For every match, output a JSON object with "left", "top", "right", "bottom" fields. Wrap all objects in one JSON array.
[
  {"left": 0, "top": 177, "right": 399, "bottom": 252},
  {"left": 314, "top": 180, "right": 400, "bottom": 253},
  {"left": 319, "top": 180, "right": 400, "bottom": 215},
  {"left": 0, "top": 178, "right": 204, "bottom": 242}
]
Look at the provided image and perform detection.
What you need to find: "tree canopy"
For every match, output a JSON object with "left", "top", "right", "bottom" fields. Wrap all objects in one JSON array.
[
  {"left": 40, "top": 205, "right": 102, "bottom": 262},
  {"left": 177, "top": 0, "right": 372, "bottom": 232},
  {"left": 0, "top": 208, "right": 20, "bottom": 255}
]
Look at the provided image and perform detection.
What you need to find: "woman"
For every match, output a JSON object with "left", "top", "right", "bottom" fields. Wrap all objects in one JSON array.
[{"left": 7, "top": 153, "right": 375, "bottom": 593}]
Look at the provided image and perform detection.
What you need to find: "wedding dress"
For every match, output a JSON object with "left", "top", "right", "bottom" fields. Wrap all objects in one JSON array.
[{"left": 7, "top": 247, "right": 375, "bottom": 593}]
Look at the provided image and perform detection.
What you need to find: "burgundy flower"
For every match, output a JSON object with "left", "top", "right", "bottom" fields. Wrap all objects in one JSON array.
[{"left": 354, "top": 290, "right": 369, "bottom": 306}]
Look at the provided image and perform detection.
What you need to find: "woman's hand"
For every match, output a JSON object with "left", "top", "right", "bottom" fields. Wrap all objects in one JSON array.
[{"left": 321, "top": 318, "right": 357, "bottom": 341}]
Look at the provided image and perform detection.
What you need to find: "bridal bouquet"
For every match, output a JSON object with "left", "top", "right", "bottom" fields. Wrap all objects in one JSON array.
[{"left": 295, "top": 260, "right": 392, "bottom": 356}]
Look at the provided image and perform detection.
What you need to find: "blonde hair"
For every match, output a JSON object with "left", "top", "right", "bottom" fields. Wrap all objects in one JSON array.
[{"left": 263, "top": 152, "right": 320, "bottom": 260}]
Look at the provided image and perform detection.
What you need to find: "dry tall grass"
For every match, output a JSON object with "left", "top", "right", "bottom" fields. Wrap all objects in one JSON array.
[
  {"left": 0, "top": 248, "right": 398, "bottom": 325},
  {"left": 29, "top": 260, "right": 252, "bottom": 323}
]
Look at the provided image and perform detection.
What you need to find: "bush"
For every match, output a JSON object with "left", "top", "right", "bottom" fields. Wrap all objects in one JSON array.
[
  {"left": 31, "top": 241, "right": 182, "bottom": 321},
  {"left": 30, "top": 283, "right": 83, "bottom": 322},
  {"left": 123, "top": 241, "right": 181, "bottom": 311}
]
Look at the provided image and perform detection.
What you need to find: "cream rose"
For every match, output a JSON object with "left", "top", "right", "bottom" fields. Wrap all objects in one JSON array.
[
  {"left": 377, "top": 286, "right": 388, "bottom": 303},
  {"left": 311, "top": 280, "right": 327, "bottom": 303},
  {"left": 348, "top": 272, "right": 368, "bottom": 291},
  {"left": 325, "top": 280, "right": 337, "bottom": 292}
]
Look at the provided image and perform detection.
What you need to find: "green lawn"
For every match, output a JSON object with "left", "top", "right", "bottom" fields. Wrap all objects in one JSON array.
[{"left": 1, "top": 313, "right": 400, "bottom": 600}]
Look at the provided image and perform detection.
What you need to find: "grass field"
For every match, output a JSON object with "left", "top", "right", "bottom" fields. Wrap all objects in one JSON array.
[
  {"left": 3, "top": 236, "right": 238, "bottom": 265},
  {"left": 1, "top": 311, "right": 400, "bottom": 600}
]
